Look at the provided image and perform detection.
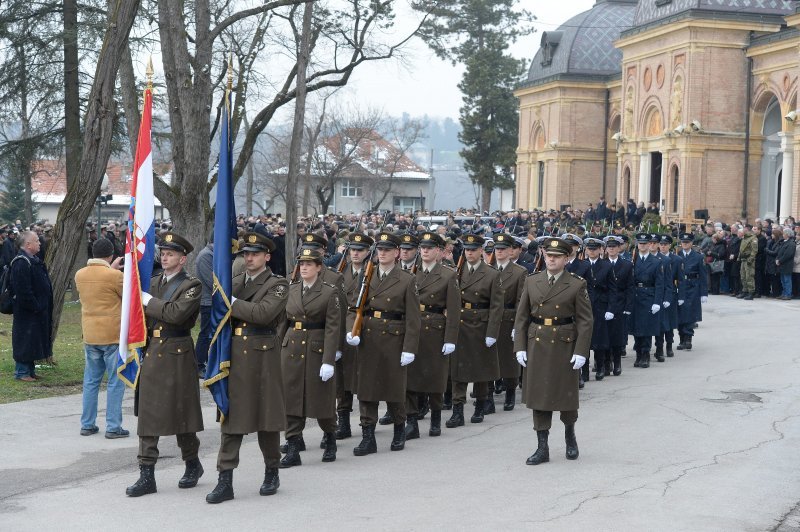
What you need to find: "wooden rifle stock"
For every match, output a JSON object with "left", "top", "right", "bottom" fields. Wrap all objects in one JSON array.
[
  {"left": 350, "top": 248, "right": 376, "bottom": 338},
  {"left": 337, "top": 244, "right": 349, "bottom": 273},
  {"left": 456, "top": 251, "right": 465, "bottom": 283}
]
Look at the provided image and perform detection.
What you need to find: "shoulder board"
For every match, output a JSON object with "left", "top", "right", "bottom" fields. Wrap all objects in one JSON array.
[
  {"left": 151, "top": 273, "right": 161, "bottom": 279},
  {"left": 186, "top": 275, "right": 197, "bottom": 281},
  {"left": 439, "top": 263, "right": 456, "bottom": 272},
  {"left": 568, "top": 272, "right": 580, "bottom": 278},
  {"left": 399, "top": 268, "right": 414, "bottom": 276},
  {"left": 527, "top": 270, "right": 542, "bottom": 277},
  {"left": 290, "top": 280, "right": 302, "bottom": 285},
  {"left": 322, "top": 281, "right": 336, "bottom": 289},
  {"left": 233, "top": 272, "right": 245, "bottom": 279},
  {"left": 511, "top": 262, "right": 526, "bottom": 272},
  {"left": 271, "top": 273, "right": 282, "bottom": 278}
]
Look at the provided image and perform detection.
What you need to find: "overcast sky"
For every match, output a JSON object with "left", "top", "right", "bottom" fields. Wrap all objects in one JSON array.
[{"left": 338, "top": 0, "right": 596, "bottom": 120}]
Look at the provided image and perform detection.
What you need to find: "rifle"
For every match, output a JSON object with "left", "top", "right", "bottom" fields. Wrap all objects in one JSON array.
[
  {"left": 456, "top": 246, "right": 466, "bottom": 284},
  {"left": 534, "top": 247, "right": 545, "bottom": 272},
  {"left": 337, "top": 242, "right": 349, "bottom": 273},
  {"left": 290, "top": 248, "right": 302, "bottom": 283},
  {"left": 350, "top": 243, "right": 377, "bottom": 338}
]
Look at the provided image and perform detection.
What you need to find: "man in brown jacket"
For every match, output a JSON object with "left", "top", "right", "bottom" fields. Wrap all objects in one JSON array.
[
  {"left": 126, "top": 233, "right": 204, "bottom": 497},
  {"left": 514, "top": 237, "right": 593, "bottom": 466},
  {"left": 206, "top": 232, "right": 289, "bottom": 503}
]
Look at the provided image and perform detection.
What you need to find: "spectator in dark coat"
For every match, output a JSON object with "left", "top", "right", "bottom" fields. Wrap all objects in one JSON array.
[
  {"left": 1, "top": 229, "right": 16, "bottom": 268},
  {"left": 726, "top": 230, "right": 742, "bottom": 296},
  {"left": 765, "top": 232, "right": 783, "bottom": 297},
  {"left": 776, "top": 228, "right": 796, "bottom": 299},
  {"left": 754, "top": 225, "right": 767, "bottom": 297},
  {"left": 194, "top": 235, "right": 214, "bottom": 376}
]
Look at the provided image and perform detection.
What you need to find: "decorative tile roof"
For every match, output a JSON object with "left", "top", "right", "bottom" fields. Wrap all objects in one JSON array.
[{"left": 633, "top": 0, "right": 795, "bottom": 27}]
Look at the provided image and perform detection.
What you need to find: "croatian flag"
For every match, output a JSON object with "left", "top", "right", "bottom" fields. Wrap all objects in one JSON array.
[{"left": 117, "top": 86, "right": 155, "bottom": 388}]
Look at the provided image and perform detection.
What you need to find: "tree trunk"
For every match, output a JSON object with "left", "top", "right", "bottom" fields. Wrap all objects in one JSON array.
[
  {"left": 46, "top": 0, "right": 141, "bottom": 344},
  {"left": 284, "top": 1, "right": 314, "bottom": 275},
  {"left": 481, "top": 182, "right": 492, "bottom": 213},
  {"left": 243, "top": 112, "right": 254, "bottom": 216},
  {"left": 63, "top": 0, "right": 81, "bottom": 189}
]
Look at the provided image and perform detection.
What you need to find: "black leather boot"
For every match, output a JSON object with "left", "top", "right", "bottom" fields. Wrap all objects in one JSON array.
[
  {"left": 416, "top": 394, "right": 429, "bottom": 420},
  {"left": 633, "top": 351, "right": 642, "bottom": 367},
  {"left": 280, "top": 434, "right": 305, "bottom": 453},
  {"left": 503, "top": 388, "right": 515, "bottom": 411},
  {"left": 378, "top": 410, "right": 393, "bottom": 425},
  {"left": 178, "top": 458, "right": 204, "bottom": 488},
  {"left": 676, "top": 334, "right": 687, "bottom": 350},
  {"left": 666, "top": 342, "right": 675, "bottom": 357},
  {"left": 494, "top": 379, "right": 506, "bottom": 395},
  {"left": 405, "top": 414, "right": 420, "bottom": 440},
  {"left": 612, "top": 352, "right": 622, "bottom": 376},
  {"left": 580, "top": 364, "right": 589, "bottom": 385},
  {"left": 526, "top": 430, "right": 549, "bottom": 465},
  {"left": 205, "top": 470, "right": 233, "bottom": 503},
  {"left": 126, "top": 464, "right": 157, "bottom": 497},
  {"left": 445, "top": 403, "right": 464, "bottom": 428},
  {"left": 260, "top": 467, "right": 279, "bottom": 496},
  {"left": 595, "top": 356, "right": 605, "bottom": 381},
  {"left": 390, "top": 422, "right": 406, "bottom": 451},
  {"left": 654, "top": 343, "right": 664, "bottom": 362},
  {"left": 484, "top": 396, "right": 495, "bottom": 415},
  {"left": 443, "top": 389, "right": 452, "bottom": 410},
  {"left": 429, "top": 410, "right": 442, "bottom": 437},
  {"left": 470, "top": 400, "right": 485, "bottom": 423},
  {"left": 335, "top": 411, "right": 351, "bottom": 440},
  {"left": 353, "top": 424, "right": 377, "bottom": 456},
  {"left": 321, "top": 432, "right": 337, "bottom": 462},
  {"left": 279, "top": 435, "right": 302, "bottom": 468},
  {"left": 640, "top": 352, "right": 650, "bottom": 368},
  {"left": 683, "top": 337, "right": 692, "bottom": 351},
  {"left": 565, "top": 424, "right": 579, "bottom": 460},
  {"left": 605, "top": 352, "right": 614, "bottom": 376}
]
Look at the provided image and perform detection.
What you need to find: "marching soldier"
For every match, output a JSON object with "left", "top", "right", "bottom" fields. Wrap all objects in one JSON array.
[
  {"left": 628, "top": 233, "right": 665, "bottom": 368},
  {"left": 405, "top": 232, "right": 460, "bottom": 439},
  {"left": 206, "top": 232, "right": 289, "bottom": 503},
  {"left": 345, "top": 232, "right": 421, "bottom": 454},
  {"left": 583, "top": 237, "right": 617, "bottom": 382},
  {"left": 492, "top": 234, "right": 527, "bottom": 411},
  {"left": 676, "top": 233, "right": 708, "bottom": 351},
  {"left": 510, "top": 236, "right": 535, "bottom": 273},
  {"left": 656, "top": 235, "right": 683, "bottom": 360},
  {"left": 278, "top": 249, "right": 342, "bottom": 468},
  {"left": 513, "top": 237, "right": 593, "bottom": 465},
  {"left": 603, "top": 236, "right": 634, "bottom": 376},
  {"left": 127, "top": 233, "right": 204, "bottom": 497},
  {"left": 446, "top": 234, "right": 502, "bottom": 428},
  {"left": 563, "top": 234, "right": 590, "bottom": 279}
]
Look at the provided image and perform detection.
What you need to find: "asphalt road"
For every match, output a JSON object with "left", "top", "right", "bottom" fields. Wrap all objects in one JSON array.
[{"left": 1, "top": 294, "right": 799, "bottom": 531}]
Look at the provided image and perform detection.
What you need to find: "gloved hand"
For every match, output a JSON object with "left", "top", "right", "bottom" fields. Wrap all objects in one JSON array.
[
  {"left": 570, "top": 354, "right": 587, "bottom": 369},
  {"left": 651, "top": 304, "right": 660, "bottom": 314},
  {"left": 141, "top": 292, "right": 152, "bottom": 306},
  {"left": 604, "top": 312, "right": 614, "bottom": 320},
  {"left": 623, "top": 311, "right": 631, "bottom": 315},
  {"left": 442, "top": 343, "right": 455, "bottom": 356},
  {"left": 335, "top": 350, "right": 342, "bottom": 361},
  {"left": 678, "top": 299, "right": 685, "bottom": 306},
  {"left": 511, "top": 329, "right": 515, "bottom": 341},
  {"left": 485, "top": 337, "right": 496, "bottom": 347},
  {"left": 346, "top": 332, "right": 360, "bottom": 346},
  {"left": 319, "top": 363, "right": 334, "bottom": 382},
  {"left": 516, "top": 351, "right": 527, "bottom": 367},
  {"left": 231, "top": 296, "right": 238, "bottom": 305},
  {"left": 400, "top": 352, "right": 415, "bottom": 366},
  {"left": 701, "top": 296, "right": 708, "bottom": 304},
  {"left": 663, "top": 301, "right": 670, "bottom": 308}
]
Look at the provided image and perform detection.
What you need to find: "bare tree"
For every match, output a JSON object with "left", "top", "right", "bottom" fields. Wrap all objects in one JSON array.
[{"left": 366, "top": 116, "right": 426, "bottom": 210}]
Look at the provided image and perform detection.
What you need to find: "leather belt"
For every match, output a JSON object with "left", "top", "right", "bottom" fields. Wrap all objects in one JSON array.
[
  {"left": 461, "top": 302, "right": 489, "bottom": 310},
  {"left": 420, "top": 304, "right": 445, "bottom": 314},
  {"left": 150, "top": 328, "right": 191, "bottom": 339},
  {"left": 367, "top": 310, "right": 404, "bottom": 320},
  {"left": 685, "top": 274, "right": 700, "bottom": 279},
  {"left": 635, "top": 282, "right": 655, "bottom": 288},
  {"left": 530, "top": 316, "right": 574, "bottom": 326},
  {"left": 289, "top": 321, "right": 325, "bottom": 331},
  {"left": 233, "top": 326, "right": 276, "bottom": 336}
]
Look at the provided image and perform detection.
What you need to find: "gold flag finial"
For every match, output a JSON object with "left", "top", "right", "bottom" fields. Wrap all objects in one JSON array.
[
  {"left": 146, "top": 56, "right": 154, "bottom": 90},
  {"left": 227, "top": 53, "right": 233, "bottom": 91}
]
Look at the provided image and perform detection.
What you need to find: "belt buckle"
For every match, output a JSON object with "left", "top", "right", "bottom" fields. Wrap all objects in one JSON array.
[
  {"left": 374, "top": 311, "right": 382, "bottom": 319},
  {"left": 420, "top": 304, "right": 426, "bottom": 312},
  {"left": 152, "top": 330, "right": 161, "bottom": 338},
  {"left": 544, "top": 318, "right": 552, "bottom": 326},
  {"left": 234, "top": 327, "right": 242, "bottom": 336},
  {"left": 465, "top": 302, "right": 473, "bottom": 310},
  {"left": 294, "top": 322, "right": 302, "bottom": 330}
]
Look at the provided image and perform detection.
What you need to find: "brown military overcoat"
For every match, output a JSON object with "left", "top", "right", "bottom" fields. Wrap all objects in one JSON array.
[
  {"left": 340, "top": 264, "right": 362, "bottom": 393},
  {"left": 407, "top": 262, "right": 460, "bottom": 393},
  {"left": 137, "top": 272, "right": 204, "bottom": 437},
  {"left": 356, "top": 266, "right": 421, "bottom": 402},
  {"left": 280, "top": 278, "right": 342, "bottom": 420},
  {"left": 450, "top": 261, "right": 502, "bottom": 383},
  {"left": 513, "top": 271, "right": 593, "bottom": 412},
  {"left": 223, "top": 268, "right": 289, "bottom": 434},
  {"left": 497, "top": 262, "right": 528, "bottom": 378}
]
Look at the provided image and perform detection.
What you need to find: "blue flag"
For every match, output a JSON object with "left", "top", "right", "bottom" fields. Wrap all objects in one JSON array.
[{"left": 202, "top": 84, "right": 237, "bottom": 421}]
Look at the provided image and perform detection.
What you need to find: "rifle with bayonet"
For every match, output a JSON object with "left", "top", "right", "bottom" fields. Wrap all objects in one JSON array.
[{"left": 350, "top": 241, "right": 377, "bottom": 338}]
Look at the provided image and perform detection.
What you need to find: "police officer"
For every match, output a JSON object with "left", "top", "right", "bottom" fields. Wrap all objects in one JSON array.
[
  {"left": 405, "top": 232, "right": 460, "bottom": 439},
  {"left": 205, "top": 232, "right": 289, "bottom": 503},
  {"left": 603, "top": 235, "right": 634, "bottom": 376},
  {"left": 629, "top": 233, "right": 665, "bottom": 368},
  {"left": 345, "top": 232, "right": 421, "bottom": 454},
  {"left": 583, "top": 237, "right": 616, "bottom": 382},
  {"left": 656, "top": 235, "right": 683, "bottom": 360},
  {"left": 676, "top": 233, "right": 708, "bottom": 351},
  {"left": 127, "top": 233, "right": 204, "bottom": 497},
  {"left": 278, "top": 248, "right": 342, "bottom": 469},
  {"left": 514, "top": 237, "right": 593, "bottom": 465}
]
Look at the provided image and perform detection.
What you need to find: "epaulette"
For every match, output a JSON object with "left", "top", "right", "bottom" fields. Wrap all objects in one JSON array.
[
  {"left": 322, "top": 281, "right": 336, "bottom": 289},
  {"left": 233, "top": 271, "right": 245, "bottom": 279},
  {"left": 290, "top": 279, "right": 302, "bottom": 285},
  {"left": 527, "top": 270, "right": 542, "bottom": 277},
  {"left": 271, "top": 273, "right": 282, "bottom": 278},
  {"left": 439, "top": 263, "right": 456, "bottom": 272},
  {"left": 399, "top": 268, "right": 414, "bottom": 276},
  {"left": 568, "top": 272, "right": 579, "bottom": 278}
]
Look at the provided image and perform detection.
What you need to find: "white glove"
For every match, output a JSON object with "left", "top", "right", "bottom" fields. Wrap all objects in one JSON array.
[
  {"left": 662, "top": 301, "right": 670, "bottom": 308},
  {"left": 485, "top": 337, "right": 496, "bottom": 347},
  {"left": 570, "top": 354, "right": 586, "bottom": 369},
  {"left": 511, "top": 329, "right": 515, "bottom": 341},
  {"left": 231, "top": 296, "right": 238, "bottom": 304},
  {"left": 516, "top": 351, "right": 527, "bottom": 367},
  {"left": 701, "top": 296, "right": 708, "bottom": 304},
  {"left": 400, "top": 352, "right": 415, "bottom": 366},
  {"left": 678, "top": 299, "right": 684, "bottom": 306},
  {"left": 623, "top": 311, "right": 631, "bottom": 315},
  {"left": 346, "top": 332, "right": 360, "bottom": 346},
  {"left": 651, "top": 304, "right": 660, "bottom": 314},
  {"left": 604, "top": 312, "right": 614, "bottom": 320},
  {"left": 319, "top": 363, "right": 334, "bottom": 382},
  {"left": 335, "top": 350, "right": 342, "bottom": 361},
  {"left": 141, "top": 292, "right": 152, "bottom": 306},
  {"left": 442, "top": 343, "right": 455, "bottom": 356}
]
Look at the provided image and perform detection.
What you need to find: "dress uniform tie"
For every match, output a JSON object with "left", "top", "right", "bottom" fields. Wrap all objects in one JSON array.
[
  {"left": 160, "top": 276, "right": 167, "bottom": 289},
  {"left": 498, "top": 265, "right": 504, "bottom": 272},
  {"left": 549, "top": 275, "right": 555, "bottom": 286},
  {"left": 244, "top": 276, "right": 250, "bottom": 288},
  {"left": 302, "top": 285, "right": 309, "bottom": 299}
]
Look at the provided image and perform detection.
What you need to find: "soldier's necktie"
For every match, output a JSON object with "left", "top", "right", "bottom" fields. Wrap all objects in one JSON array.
[
  {"left": 498, "top": 265, "right": 504, "bottom": 273},
  {"left": 160, "top": 277, "right": 167, "bottom": 289},
  {"left": 245, "top": 277, "right": 250, "bottom": 288},
  {"left": 302, "top": 285, "right": 308, "bottom": 299},
  {"left": 549, "top": 275, "right": 555, "bottom": 286}
]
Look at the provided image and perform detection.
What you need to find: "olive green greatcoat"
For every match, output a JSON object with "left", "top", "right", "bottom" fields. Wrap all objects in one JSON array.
[
  {"left": 137, "top": 272, "right": 203, "bottom": 437},
  {"left": 340, "top": 264, "right": 363, "bottom": 393},
  {"left": 407, "top": 262, "right": 460, "bottom": 393},
  {"left": 497, "top": 262, "right": 528, "bottom": 378},
  {"left": 513, "top": 271, "right": 594, "bottom": 412},
  {"left": 320, "top": 267, "right": 346, "bottom": 351},
  {"left": 279, "top": 278, "right": 342, "bottom": 420},
  {"left": 223, "top": 268, "right": 289, "bottom": 434},
  {"left": 450, "top": 261, "right": 503, "bottom": 383},
  {"left": 356, "top": 266, "right": 421, "bottom": 403}
]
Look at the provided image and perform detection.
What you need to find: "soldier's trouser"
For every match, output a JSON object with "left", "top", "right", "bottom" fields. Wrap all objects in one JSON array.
[
  {"left": 337, "top": 390, "right": 353, "bottom": 413},
  {"left": 452, "top": 381, "right": 488, "bottom": 405},
  {"left": 678, "top": 322, "right": 694, "bottom": 338},
  {"left": 405, "top": 391, "right": 443, "bottom": 416},
  {"left": 655, "top": 331, "right": 674, "bottom": 347},
  {"left": 741, "top": 262, "right": 755, "bottom": 294},
  {"left": 360, "top": 400, "right": 405, "bottom": 426},
  {"left": 216, "top": 431, "right": 280, "bottom": 471},
  {"left": 633, "top": 336, "right": 652, "bottom": 353},
  {"left": 504, "top": 377, "right": 518, "bottom": 389},
  {"left": 138, "top": 433, "right": 199, "bottom": 466},
  {"left": 286, "top": 415, "right": 337, "bottom": 439},
  {"left": 532, "top": 410, "right": 578, "bottom": 431}
]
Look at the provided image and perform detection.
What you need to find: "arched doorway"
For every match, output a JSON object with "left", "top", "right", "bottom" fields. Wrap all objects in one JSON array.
[{"left": 758, "top": 97, "right": 782, "bottom": 218}]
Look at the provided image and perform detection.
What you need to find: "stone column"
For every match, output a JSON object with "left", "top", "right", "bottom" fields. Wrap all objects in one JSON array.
[
  {"left": 638, "top": 152, "right": 650, "bottom": 204},
  {"left": 780, "top": 133, "right": 793, "bottom": 220}
]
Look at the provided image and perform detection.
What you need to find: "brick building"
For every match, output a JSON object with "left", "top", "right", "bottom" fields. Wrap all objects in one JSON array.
[{"left": 515, "top": 0, "right": 800, "bottom": 222}]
